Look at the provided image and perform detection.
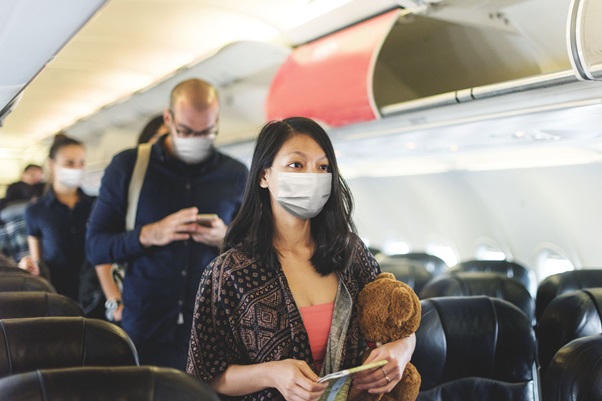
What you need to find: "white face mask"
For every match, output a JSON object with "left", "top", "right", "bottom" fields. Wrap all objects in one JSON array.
[
  {"left": 55, "top": 167, "right": 84, "bottom": 188},
  {"left": 270, "top": 170, "right": 332, "bottom": 219},
  {"left": 172, "top": 136, "right": 213, "bottom": 164}
]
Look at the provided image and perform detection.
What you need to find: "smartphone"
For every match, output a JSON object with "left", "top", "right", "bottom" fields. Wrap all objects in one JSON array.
[{"left": 197, "top": 213, "right": 218, "bottom": 227}]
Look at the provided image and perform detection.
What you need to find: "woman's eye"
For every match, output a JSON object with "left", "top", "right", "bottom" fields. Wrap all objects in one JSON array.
[
  {"left": 319, "top": 164, "right": 331, "bottom": 172},
  {"left": 287, "top": 162, "right": 302, "bottom": 168}
]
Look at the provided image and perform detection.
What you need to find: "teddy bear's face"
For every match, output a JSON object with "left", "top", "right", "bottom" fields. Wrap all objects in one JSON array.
[{"left": 356, "top": 273, "right": 421, "bottom": 343}]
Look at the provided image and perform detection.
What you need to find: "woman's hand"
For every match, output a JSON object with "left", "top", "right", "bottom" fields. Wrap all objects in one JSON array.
[
  {"left": 351, "top": 334, "right": 416, "bottom": 394},
  {"left": 269, "top": 359, "right": 328, "bottom": 401},
  {"left": 18, "top": 255, "right": 40, "bottom": 275}
]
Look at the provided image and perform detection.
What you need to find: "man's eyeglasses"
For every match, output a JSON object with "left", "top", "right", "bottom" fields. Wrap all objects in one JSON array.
[{"left": 169, "top": 112, "right": 218, "bottom": 139}]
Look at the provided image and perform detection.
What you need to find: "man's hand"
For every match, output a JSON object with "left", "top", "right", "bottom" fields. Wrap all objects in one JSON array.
[
  {"left": 139, "top": 207, "right": 199, "bottom": 247},
  {"left": 190, "top": 216, "right": 227, "bottom": 247}
]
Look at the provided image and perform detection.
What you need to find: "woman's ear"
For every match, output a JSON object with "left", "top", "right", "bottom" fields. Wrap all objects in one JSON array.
[{"left": 259, "top": 168, "right": 269, "bottom": 188}]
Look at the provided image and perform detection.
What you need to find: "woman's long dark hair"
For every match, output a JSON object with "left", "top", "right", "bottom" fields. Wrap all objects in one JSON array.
[{"left": 224, "top": 117, "right": 357, "bottom": 275}]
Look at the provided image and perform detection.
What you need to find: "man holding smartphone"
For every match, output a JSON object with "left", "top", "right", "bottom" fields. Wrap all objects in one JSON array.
[{"left": 86, "top": 79, "right": 248, "bottom": 370}]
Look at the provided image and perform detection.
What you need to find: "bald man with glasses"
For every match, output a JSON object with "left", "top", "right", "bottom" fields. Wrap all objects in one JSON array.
[{"left": 86, "top": 79, "right": 248, "bottom": 370}]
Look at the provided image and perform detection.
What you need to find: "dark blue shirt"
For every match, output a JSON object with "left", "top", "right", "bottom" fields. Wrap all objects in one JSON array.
[
  {"left": 25, "top": 188, "right": 95, "bottom": 300},
  {"left": 86, "top": 137, "right": 248, "bottom": 346}
]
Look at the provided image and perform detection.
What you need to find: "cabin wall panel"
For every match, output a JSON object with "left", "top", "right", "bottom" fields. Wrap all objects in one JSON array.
[{"left": 351, "top": 162, "right": 602, "bottom": 283}]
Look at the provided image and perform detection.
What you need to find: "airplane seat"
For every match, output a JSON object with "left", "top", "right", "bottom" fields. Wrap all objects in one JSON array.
[
  {"left": 379, "top": 258, "right": 433, "bottom": 295},
  {"left": 535, "top": 269, "right": 602, "bottom": 321},
  {"left": 0, "top": 366, "right": 220, "bottom": 401},
  {"left": 0, "top": 317, "right": 138, "bottom": 378},
  {"left": 0, "top": 292, "right": 83, "bottom": 319},
  {"left": 0, "top": 253, "right": 16, "bottom": 267},
  {"left": 419, "top": 272, "right": 535, "bottom": 326},
  {"left": 388, "top": 252, "right": 447, "bottom": 276},
  {"left": 0, "top": 265, "right": 30, "bottom": 275},
  {"left": 536, "top": 288, "right": 602, "bottom": 381},
  {"left": 0, "top": 274, "right": 56, "bottom": 293},
  {"left": 412, "top": 296, "right": 538, "bottom": 401},
  {"left": 542, "top": 334, "right": 602, "bottom": 401},
  {"left": 448, "top": 260, "right": 536, "bottom": 296},
  {"left": 367, "top": 246, "right": 383, "bottom": 259}
]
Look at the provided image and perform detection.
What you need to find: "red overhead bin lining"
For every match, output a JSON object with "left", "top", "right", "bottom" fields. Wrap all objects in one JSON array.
[{"left": 266, "top": 9, "right": 400, "bottom": 127}]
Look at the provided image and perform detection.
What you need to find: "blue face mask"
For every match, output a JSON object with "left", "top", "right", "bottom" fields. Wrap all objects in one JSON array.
[{"left": 270, "top": 170, "right": 332, "bottom": 219}]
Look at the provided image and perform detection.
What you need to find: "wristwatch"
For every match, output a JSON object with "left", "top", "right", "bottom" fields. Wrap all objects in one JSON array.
[{"left": 105, "top": 298, "right": 122, "bottom": 321}]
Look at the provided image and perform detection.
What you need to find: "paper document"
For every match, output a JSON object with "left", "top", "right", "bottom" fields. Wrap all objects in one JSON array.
[
  {"left": 318, "top": 359, "right": 388, "bottom": 383},
  {"left": 317, "top": 360, "right": 388, "bottom": 401}
]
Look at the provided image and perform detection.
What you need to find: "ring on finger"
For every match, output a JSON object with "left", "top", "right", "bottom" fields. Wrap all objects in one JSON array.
[{"left": 381, "top": 367, "right": 391, "bottom": 383}]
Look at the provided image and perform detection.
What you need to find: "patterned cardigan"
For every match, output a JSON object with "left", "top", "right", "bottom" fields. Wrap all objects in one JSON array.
[{"left": 187, "top": 238, "right": 380, "bottom": 400}]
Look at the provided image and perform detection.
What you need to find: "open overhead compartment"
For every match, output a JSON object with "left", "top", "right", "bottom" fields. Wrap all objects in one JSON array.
[
  {"left": 266, "top": 10, "right": 401, "bottom": 128},
  {"left": 266, "top": 0, "right": 577, "bottom": 127}
]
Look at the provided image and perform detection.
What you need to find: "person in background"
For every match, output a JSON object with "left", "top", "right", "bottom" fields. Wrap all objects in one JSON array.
[
  {"left": 22, "top": 134, "right": 94, "bottom": 301},
  {"left": 95, "top": 113, "right": 170, "bottom": 324},
  {"left": 1, "top": 164, "right": 45, "bottom": 211},
  {"left": 86, "top": 78, "right": 248, "bottom": 370},
  {"left": 137, "top": 114, "right": 169, "bottom": 145},
  {"left": 187, "top": 117, "right": 416, "bottom": 400},
  {"left": 1, "top": 165, "right": 46, "bottom": 273},
  {"left": 0, "top": 182, "right": 38, "bottom": 265}
]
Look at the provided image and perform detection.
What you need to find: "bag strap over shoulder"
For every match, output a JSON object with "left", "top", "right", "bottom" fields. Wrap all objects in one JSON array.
[{"left": 126, "top": 143, "right": 152, "bottom": 231}]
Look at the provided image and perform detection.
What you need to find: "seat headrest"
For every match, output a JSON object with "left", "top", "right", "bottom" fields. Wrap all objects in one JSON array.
[
  {"left": 535, "top": 269, "right": 602, "bottom": 320},
  {"left": 0, "top": 292, "right": 83, "bottom": 319},
  {"left": 0, "top": 366, "right": 220, "bottom": 401},
  {"left": 379, "top": 259, "right": 434, "bottom": 295},
  {"left": 449, "top": 260, "right": 534, "bottom": 295},
  {"left": 0, "top": 317, "right": 138, "bottom": 378},
  {"left": 537, "top": 288, "right": 602, "bottom": 379},
  {"left": 413, "top": 296, "right": 536, "bottom": 396},
  {"left": 419, "top": 272, "right": 535, "bottom": 325},
  {"left": 388, "top": 252, "right": 448, "bottom": 276},
  {"left": 0, "top": 274, "right": 56, "bottom": 293},
  {"left": 543, "top": 334, "right": 602, "bottom": 401}
]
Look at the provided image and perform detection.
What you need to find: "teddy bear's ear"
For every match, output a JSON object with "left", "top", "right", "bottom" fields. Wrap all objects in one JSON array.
[
  {"left": 387, "top": 284, "right": 421, "bottom": 335},
  {"left": 376, "top": 272, "right": 396, "bottom": 282}
]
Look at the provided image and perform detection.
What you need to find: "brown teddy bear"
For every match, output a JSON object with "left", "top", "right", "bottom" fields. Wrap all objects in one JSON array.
[{"left": 348, "top": 272, "right": 421, "bottom": 401}]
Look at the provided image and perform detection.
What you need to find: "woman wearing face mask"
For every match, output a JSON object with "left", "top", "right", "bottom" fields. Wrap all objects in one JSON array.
[
  {"left": 23, "top": 134, "right": 94, "bottom": 301},
  {"left": 187, "top": 117, "right": 416, "bottom": 401}
]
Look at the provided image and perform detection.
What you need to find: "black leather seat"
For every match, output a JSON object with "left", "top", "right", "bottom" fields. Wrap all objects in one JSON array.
[
  {"left": 535, "top": 269, "right": 602, "bottom": 321},
  {"left": 0, "top": 317, "right": 138, "bottom": 378},
  {"left": 542, "top": 334, "right": 602, "bottom": 401},
  {"left": 0, "top": 292, "right": 83, "bottom": 318},
  {"left": 419, "top": 272, "right": 535, "bottom": 325},
  {"left": 379, "top": 258, "right": 433, "bottom": 295},
  {"left": 0, "top": 274, "right": 56, "bottom": 293},
  {"left": 536, "top": 288, "right": 602, "bottom": 380},
  {"left": 0, "top": 366, "right": 219, "bottom": 401},
  {"left": 0, "top": 253, "right": 17, "bottom": 269},
  {"left": 412, "top": 296, "right": 538, "bottom": 401},
  {"left": 389, "top": 252, "right": 447, "bottom": 276},
  {"left": 449, "top": 260, "right": 536, "bottom": 296},
  {"left": 0, "top": 265, "right": 30, "bottom": 275}
]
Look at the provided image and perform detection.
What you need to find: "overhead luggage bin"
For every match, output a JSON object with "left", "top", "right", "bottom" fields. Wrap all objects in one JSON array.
[
  {"left": 266, "top": 9, "right": 401, "bottom": 127},
  {"left": 0, "top": 0, "right": 108, "bottom": 126},
  {"left": 266, "top": 0, "right": 567, "bottom": 127},
  {"left": 567, "top": 0, "right": 602, "bottom": 81}
]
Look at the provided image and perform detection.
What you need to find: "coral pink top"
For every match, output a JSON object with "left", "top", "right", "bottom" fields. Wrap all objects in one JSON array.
[{"left": 299, "top": 302, "right": 334, "bottom": 372}]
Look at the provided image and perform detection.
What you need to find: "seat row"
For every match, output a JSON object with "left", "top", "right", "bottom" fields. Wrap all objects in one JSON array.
[
  {"left": 0, "top": 265, "right": 219, "bottom": 400},
  {"left": 379, "top": 257, "right": 602, "bottom": 401},
  {"left": 2, "top": 255, "right": 600, "bottom": 400}
]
